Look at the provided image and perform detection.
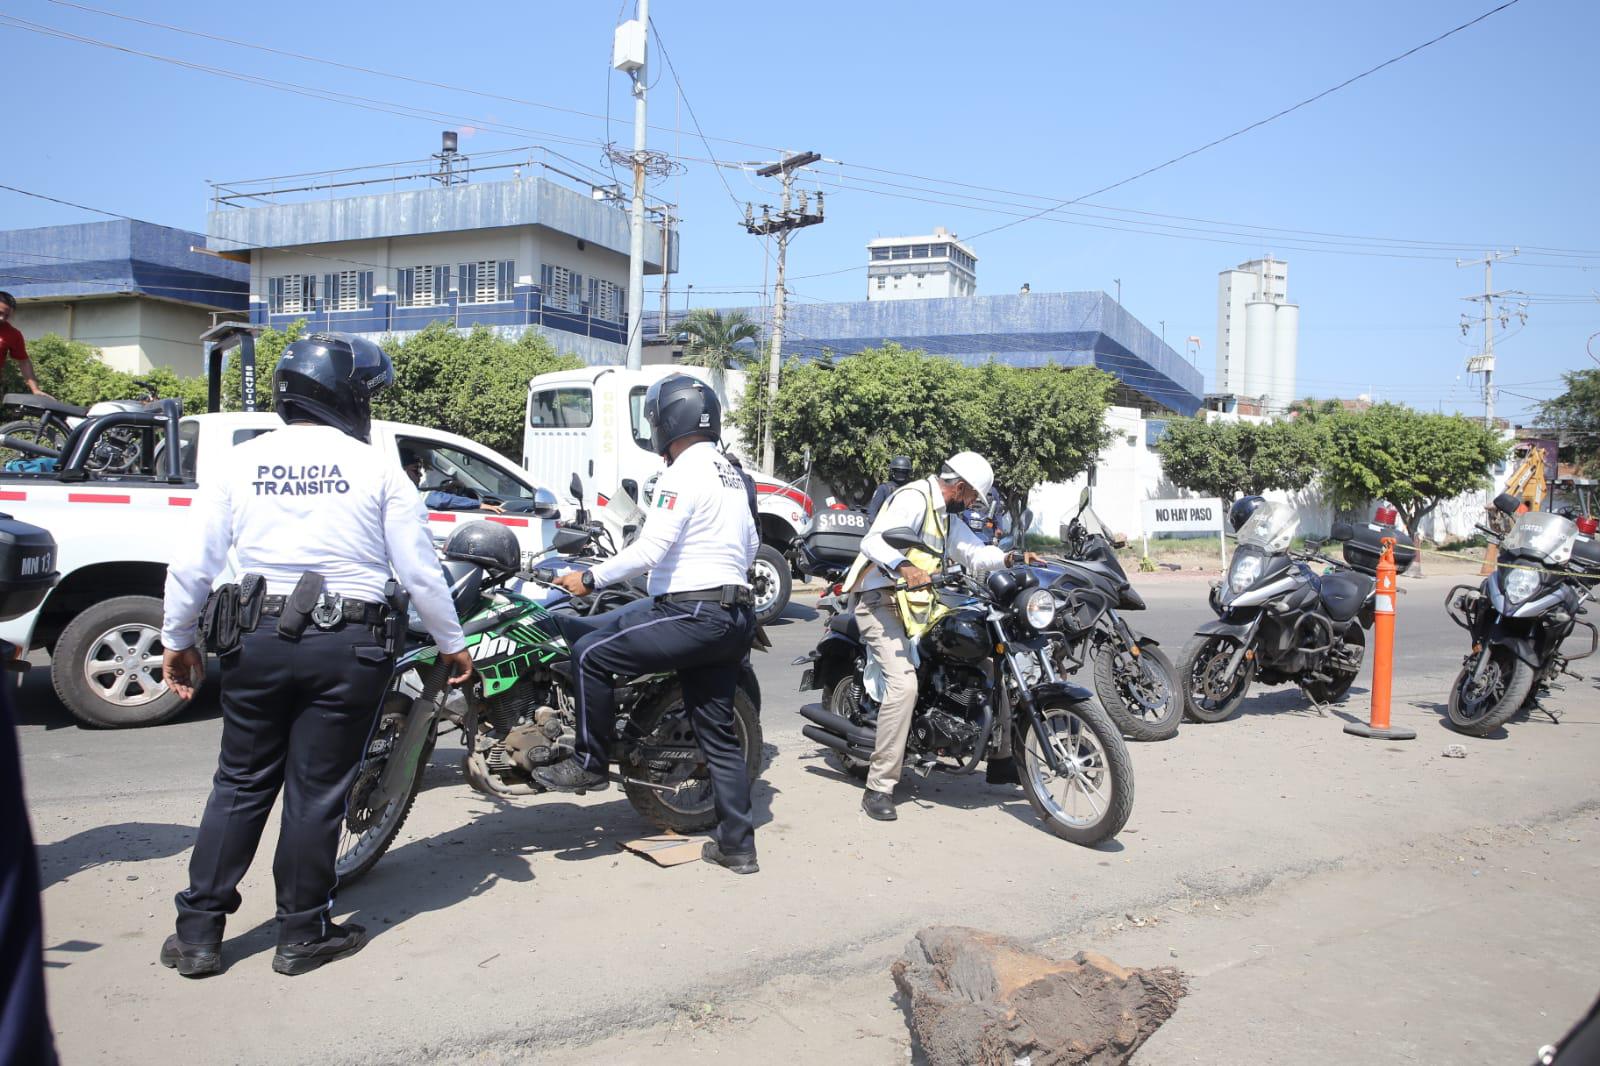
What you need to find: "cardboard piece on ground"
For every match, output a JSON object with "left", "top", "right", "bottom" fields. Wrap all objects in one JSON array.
[{"left": 619, "top": 834, "right": 705, "bottom": 867}]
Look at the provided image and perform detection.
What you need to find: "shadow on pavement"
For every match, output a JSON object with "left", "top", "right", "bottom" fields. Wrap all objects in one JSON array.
[
  {"left": 12, "top": 663, "right": 222, "bottom": 730},
  {"left": 35, "top": 822, "right": 195, "bottom": 889},
  {"left": 764, "top": 601, "right": 819, "bottom": 628}
]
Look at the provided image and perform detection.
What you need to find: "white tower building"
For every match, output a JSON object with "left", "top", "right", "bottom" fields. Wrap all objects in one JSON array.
[
  {"left": 1216, "top": 256, "right": 1298, "bottom": 410},
  {"left": 866, "top": 227, "right": 978, "bottom": 301}
]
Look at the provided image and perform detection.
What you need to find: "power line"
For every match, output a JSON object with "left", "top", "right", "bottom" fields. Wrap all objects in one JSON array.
[{"left": 959, "top": 0, "right": 1527, "bottom": 244}]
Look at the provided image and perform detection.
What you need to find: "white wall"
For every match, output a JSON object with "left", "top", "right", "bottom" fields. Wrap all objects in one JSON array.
[{"left": 9, "top": 296, "right": 217, "bottom": 375}]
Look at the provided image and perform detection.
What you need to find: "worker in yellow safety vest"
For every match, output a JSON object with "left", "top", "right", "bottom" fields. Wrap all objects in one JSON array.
[{"left": 842, "top": 451, "right": 1036, "bottom": 822}]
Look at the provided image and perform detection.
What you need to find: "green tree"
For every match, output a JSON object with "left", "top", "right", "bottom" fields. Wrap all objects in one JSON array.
[
  {"left": 1155, "top": 417, "right": 1321, "bottom": 502},
  {"left": 973, "top": 363, "right": 1117, "bottom": 506},
  {"left": 1537, "top": 369, "right": 1600, "bottom": 474},
  {"left": 675, "top": 309, "right": 760, "bottom": 403},
  {"left": 437, "top": 326, "right": 582, "bottom": 457},
  {"left": 1, "top": 333, "right": 211, "bottom": 415},
  {"left": 1319, "top": 404, "right": 1508, "bottom": 569}
]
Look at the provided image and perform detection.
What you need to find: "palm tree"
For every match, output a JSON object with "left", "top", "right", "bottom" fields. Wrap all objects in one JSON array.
[{"left": 675, "top": 309, "right": 761, "bottom": 402}]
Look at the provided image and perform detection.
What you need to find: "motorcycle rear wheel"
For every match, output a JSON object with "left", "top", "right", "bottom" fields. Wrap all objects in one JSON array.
[
  {"left": 334, "top": 693, "right": 435, "bottom": 886},
  {"left": 622, "top": 683, "right": 764, "bottom": 833},
  {"left": 1017, "top": 697, "right": 1133, "bottom": 846},
  {"left": 1091, "top": 636, "right": 1179, "bottom": 741},
  {"left": 1179, "top": 634, "right": 1256, "bottom": 723},
  {"left": 1447, "top": 646, "right": 1534, "bottom": 737}
]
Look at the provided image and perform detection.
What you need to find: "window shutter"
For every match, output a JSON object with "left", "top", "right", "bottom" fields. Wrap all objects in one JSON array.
[
  {"left": 268, "top": 276, "right": 283, "bottom": 312},
  {"left": 499, "top": 260, "right": 514, "bottom": 301}
]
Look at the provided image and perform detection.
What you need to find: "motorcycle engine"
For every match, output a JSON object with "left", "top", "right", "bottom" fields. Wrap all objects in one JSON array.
[
  {"left": 478, "top": 684, "right": 559, "bottom": 779},
  {"left": 914, "top": 667, "right": 987, "bottom": 752}
]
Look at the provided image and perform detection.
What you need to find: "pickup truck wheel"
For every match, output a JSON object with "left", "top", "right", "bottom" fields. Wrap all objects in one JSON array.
[
  {"left": 751, "top": 544, "right": 791, "bottom": 626},
  {"left": 53, "top": 596, "right": 187, "bottom": 728}
]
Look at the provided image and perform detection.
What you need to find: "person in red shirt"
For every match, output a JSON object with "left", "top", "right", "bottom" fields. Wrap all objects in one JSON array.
[{"left": 0, "top": 292, "right": 48, "bottom": 397}]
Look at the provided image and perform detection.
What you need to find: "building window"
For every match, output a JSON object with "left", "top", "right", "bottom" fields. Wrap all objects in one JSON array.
[
  {"left": 459, "top": 259, "right": 514, "bottom": 304},
  {"left": 870, "top": 247, "right": 891, "bottom": 261},
  {"left": 267, "top": 274, "right": 316, "bottom": 315},
  {"left": 930, "top": 243, "right": 947, "bottom": 258},
  {"left": 397, "top": 265, "right": 447, "bottom": 308},
  {"left": 875, "top": 276, "right": 886, "bottom": 290},
  {"left": 324, "top": 270, "right": 373, "bottom": 312},
  {"left": 890, "top": 246, "right": 910, "bottom": 260},
  {"left": 540, "top": 264, "right": 583, "bottom": 312},
  {"left": 911, "top": 244, "right": 929, "bottom": 258},
  {"left": 588, "top": 277, "right": 626, "bottom": 322}
]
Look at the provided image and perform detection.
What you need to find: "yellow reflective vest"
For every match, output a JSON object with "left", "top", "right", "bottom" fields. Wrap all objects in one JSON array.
[{"left": 843, "top": 479, "right": 951, "bottom": 638}]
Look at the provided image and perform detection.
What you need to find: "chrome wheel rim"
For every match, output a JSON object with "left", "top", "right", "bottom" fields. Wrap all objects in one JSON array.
[
  {"left": 1120, "top": 654, "right": 1172, "bottom": 720},
  {"left": 1192, "top": 639, "right": 1245, "bottom": 711},
  {"left": 1024, "top": 709, "right": 1114, "bottom": 827},
  {"left": 750, "top": 557, "right": 782, "bottom": 616},
  {"left": 83, "top": 623, "right": 168, "bottom": 707}
]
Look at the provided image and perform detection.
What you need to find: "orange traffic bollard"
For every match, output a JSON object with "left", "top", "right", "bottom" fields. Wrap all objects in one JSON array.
[{"left": 1345, "top": 535, "right": 1417, "bottom": 741}]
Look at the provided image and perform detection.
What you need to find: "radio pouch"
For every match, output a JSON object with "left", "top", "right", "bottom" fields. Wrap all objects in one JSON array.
[
  {"left": 277, "top": 571, "right": 325, "bottom": 641},
  {"left": 381, "top": 578, "right": 411, "bottom": 658},
  {"left": 200, "top": 583, "right": 242, "bottom": 655}
]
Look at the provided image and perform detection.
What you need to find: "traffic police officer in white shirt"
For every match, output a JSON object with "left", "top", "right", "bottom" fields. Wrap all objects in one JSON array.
[
  {"left": 544, "top": 374, "right": 763, "bottom": 875},
  {"left": 850, "top": 451, "right": 1035, "bottom": 822},
  {"left": 158, "top": 333, "right": 473, "bottom": 978}
]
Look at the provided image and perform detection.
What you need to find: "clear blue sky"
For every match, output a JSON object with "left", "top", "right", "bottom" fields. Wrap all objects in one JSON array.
[{"left": 5, "top": 0, "right": 1595, "bottom": 422}]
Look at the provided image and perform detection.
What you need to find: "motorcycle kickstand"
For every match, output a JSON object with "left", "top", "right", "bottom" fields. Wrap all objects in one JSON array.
[{"left": 1298, "top": 684, "right": 1331, "bottom": 717}]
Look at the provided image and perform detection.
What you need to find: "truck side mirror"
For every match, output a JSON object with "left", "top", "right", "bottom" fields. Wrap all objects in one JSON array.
[
  {"left": 1493, "top": 492, "right": 1520, "bottom": 516},
  {"left": 530, "top": 487, "right": 560, "bottom": 520}
]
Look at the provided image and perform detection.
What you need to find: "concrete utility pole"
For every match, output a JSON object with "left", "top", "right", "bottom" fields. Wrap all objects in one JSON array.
[
  {"left": 744, "top": 150, "right": 824, "bottom": 474},
  {"left": 658, "top": 206, "right": 673, "bottom": 340},
  {"left": 1457, "top": 249, "right": 1523, "bottom": 428},
  {"left": 614, "top": 2, "right": 650, "bottom": 370}
]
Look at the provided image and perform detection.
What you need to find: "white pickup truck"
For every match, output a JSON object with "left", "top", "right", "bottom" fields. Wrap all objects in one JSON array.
[{"left": 1, "top": 405, "right": 558, "bottom": 728}]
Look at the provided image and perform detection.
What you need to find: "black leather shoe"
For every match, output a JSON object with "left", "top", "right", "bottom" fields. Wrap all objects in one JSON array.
[
  {"left": 531, "top": 756, "right": 611, "bottom": 793},
  {"left": 272, "top": 922, "right": 368, "bottom": 976},
  {"left": 701, "top": 840, "right": 759, "bottom": 875},
  {"left": 159, "top": 934, "right": 221, "bottom": 978},
  {"left": 861, "top": 789, "right": 896, "bottom": 821}
]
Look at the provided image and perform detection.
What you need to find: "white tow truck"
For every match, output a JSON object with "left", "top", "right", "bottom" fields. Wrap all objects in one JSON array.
[
  {"left": 522, "top": 364, "right": 815, "bottom": 623},
  {"left": 0, "top": 402, "right": 558, "bottom": 728}
]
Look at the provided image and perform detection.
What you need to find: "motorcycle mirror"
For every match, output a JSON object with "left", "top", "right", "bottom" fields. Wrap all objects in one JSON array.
[
  {"left": 1111, "top": 532, "right": 1128, "bottom": 548},
  {"left": 881, "top": 527, "right": 932, "bottom": 554},
  {"left": 1020, "top": 508, "right": 1034, "bottom": 533},
  {"left": 621, "top": 479, "right": 638, "bottom": 502},
  {"left": 1078, "top": 486, "right": 1091, "bottom": 512},
  {"left": 1330, "top": 521, "right": 1355, "bottom": 541},
  {"left": 569, "top": 472, "right": 583, "bottom": 503},
  {"left": 552, "top": 527, "right": 591, "bottom": 553},
  {"left": 1492, "top": 492, "right": 1521, "bottom": 516},
  {"left": 1305, "top": 534, "right": 1326, "bottom": 548}
]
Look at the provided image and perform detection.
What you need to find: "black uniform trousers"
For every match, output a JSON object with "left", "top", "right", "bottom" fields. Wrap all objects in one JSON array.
[
  {"left": 560, "top": 597, "right": 758, "bottom": 855},
  {"left": 175, "top": 624, "right": 392, "bottom": 947},
  {"left": 0, "top": 670, "right": 56, "bottom": 1065}
]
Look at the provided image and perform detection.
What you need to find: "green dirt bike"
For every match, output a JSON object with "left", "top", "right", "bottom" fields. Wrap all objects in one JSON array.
[{"left": 334, "top": 519, "right": 764, "bottom": 885}]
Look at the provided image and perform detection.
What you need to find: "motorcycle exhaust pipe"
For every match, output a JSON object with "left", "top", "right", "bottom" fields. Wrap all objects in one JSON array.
[
  {"left": 799, "top": 703, "right": 877, "bottom": 748},
  {"left": 801, "top": 725, "right": 875, "bottom": 763},
  {"left": 0, "top": 435, "right": 60, "bottom": 459}
]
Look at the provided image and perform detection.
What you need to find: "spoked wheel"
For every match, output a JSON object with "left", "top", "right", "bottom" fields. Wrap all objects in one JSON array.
[
  {"left": 0, "top": 419, "right": 65, "bottom": 467},
  {"left": 622, "top": 683, "right": 764, "bottom": 832},
  {"left": 335, "top": 691, "right": 432, "bottom": 885},
  {"left": 1447, "top": 645, "right": 1534, "bottom": 737},
  {"left": 1179, "top": 634, "right": 1256, "bottom": 723},
  {"left": 1017, "top": 698, "right": 1133, "bottom": 846},
  {"left": 1091, "top": 636, "right": 1179, "bottom": 741},
  {"left": 823, "top": 674, "right": 871, "bottom": 780}
]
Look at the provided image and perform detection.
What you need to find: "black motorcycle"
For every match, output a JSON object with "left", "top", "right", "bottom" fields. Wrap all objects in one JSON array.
[
  {"left": 795, "top": 527, "right": 1133, "bottom": 846},
  {"left": 1443, "top": 494, "right": 1600, "bottom": 736},
  {"left": 1179, "top": 501, "right": 1412, "bottom": 722},
  {"left": 1032, "top": 488, "right": 1178, "bottom": 742}
]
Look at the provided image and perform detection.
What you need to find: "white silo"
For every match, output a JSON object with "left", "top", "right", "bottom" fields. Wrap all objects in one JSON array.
[
  {"left": 1242, "top": 300, "right": 1276, "bottom": 399},
  {"left": 1271, "top": 302, "right": 1300, "bottom": 410}
]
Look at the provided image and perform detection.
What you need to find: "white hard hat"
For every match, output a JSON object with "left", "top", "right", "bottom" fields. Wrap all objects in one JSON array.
[{"left": 940, "top": 451, "right": 994, "bottom": 499}]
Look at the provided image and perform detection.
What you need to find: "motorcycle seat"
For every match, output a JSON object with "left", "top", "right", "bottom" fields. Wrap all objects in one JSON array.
[
  {"left": 827, "top": 611, "right": 860, "bottom": 643},
  {"left": 1318, "top": 571, "right": 1374, "bottom": 623},
  {"left": 4, "top": 392, "right": 88, "bottom": 419}
]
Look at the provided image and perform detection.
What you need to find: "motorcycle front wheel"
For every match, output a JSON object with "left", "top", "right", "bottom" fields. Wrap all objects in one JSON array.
[
  {"left": 1017, "top": 698, "right": 1134, "bottom": 846},
  {"left": 1091, "top": 636, "right": 1179, "bottom": 741},
  {"left": 1447, "top": 645, "right": 1534, "bottom": 737},
  {"left": 334, "top": 690, "right": 435, "bottom": 886},
  {"left": 1179, "top": 634, "right": 1256, "bottom": 723},
  {"left": 622, "top": 683, "right": 764, "bottom": 832}
]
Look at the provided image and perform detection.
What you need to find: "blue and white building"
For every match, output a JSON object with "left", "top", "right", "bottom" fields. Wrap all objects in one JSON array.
[
  {"left": 207, "top": 152, "right": 675, "bottom": 365},
  {"left": 0, "top": 220, "right": 249, "bottom": 376}
]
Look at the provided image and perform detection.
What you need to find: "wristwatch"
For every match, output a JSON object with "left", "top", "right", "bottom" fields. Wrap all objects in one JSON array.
[{"left": 580, "top": 570, "right": 597, "bottom": 592}]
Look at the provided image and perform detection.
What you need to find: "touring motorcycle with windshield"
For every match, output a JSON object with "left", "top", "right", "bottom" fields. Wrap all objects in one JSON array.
[
  {"left": 335, "top": 504, "right": 763, "bottom": 884},
  {"left": 795, "top": 527, "right": 1133, "bottom": 846},
  {"left": 1443, "top": 494, "right": 1599, "bottom": 736},
  {"left": 1178, "top": 499, "right": 1414, "bottom": 722}
]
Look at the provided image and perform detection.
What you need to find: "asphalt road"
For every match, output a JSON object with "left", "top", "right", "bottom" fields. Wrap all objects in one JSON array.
[{"left": 18, "top": 565, "right": 1600, "bottom": 1064}]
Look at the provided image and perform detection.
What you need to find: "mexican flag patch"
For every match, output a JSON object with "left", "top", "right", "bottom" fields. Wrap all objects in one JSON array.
[{"left": 658, "top": 491, "right": 678, "bottom": 510}]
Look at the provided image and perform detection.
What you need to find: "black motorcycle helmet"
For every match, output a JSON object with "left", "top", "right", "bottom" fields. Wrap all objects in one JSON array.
[
  {"left": 443, "top": 520, "right": 521, "bottom": 573},
  {"left": 888, "top": 456, "right": 913, "bottom": 485},
  {"left": 643, "top": 374, "right": 719, "bottom": 459},
  {"left": 274, "top": 332, "right": 394, "bottom": 442},
  {"left": 1229, "top": 495, "right": 1267, "bottom": 534}
]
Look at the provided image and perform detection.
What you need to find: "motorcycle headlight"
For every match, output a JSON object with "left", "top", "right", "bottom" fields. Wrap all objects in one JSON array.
[
  {"left": 1502, "top": 566, "right": 1541, "bottom": 605},
  {"left": 1020, "top": 588, "right": 1057, "bottom": 631},
  {"left": 1228, "top": 554, "right": 1263, "bottom": 593}
]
